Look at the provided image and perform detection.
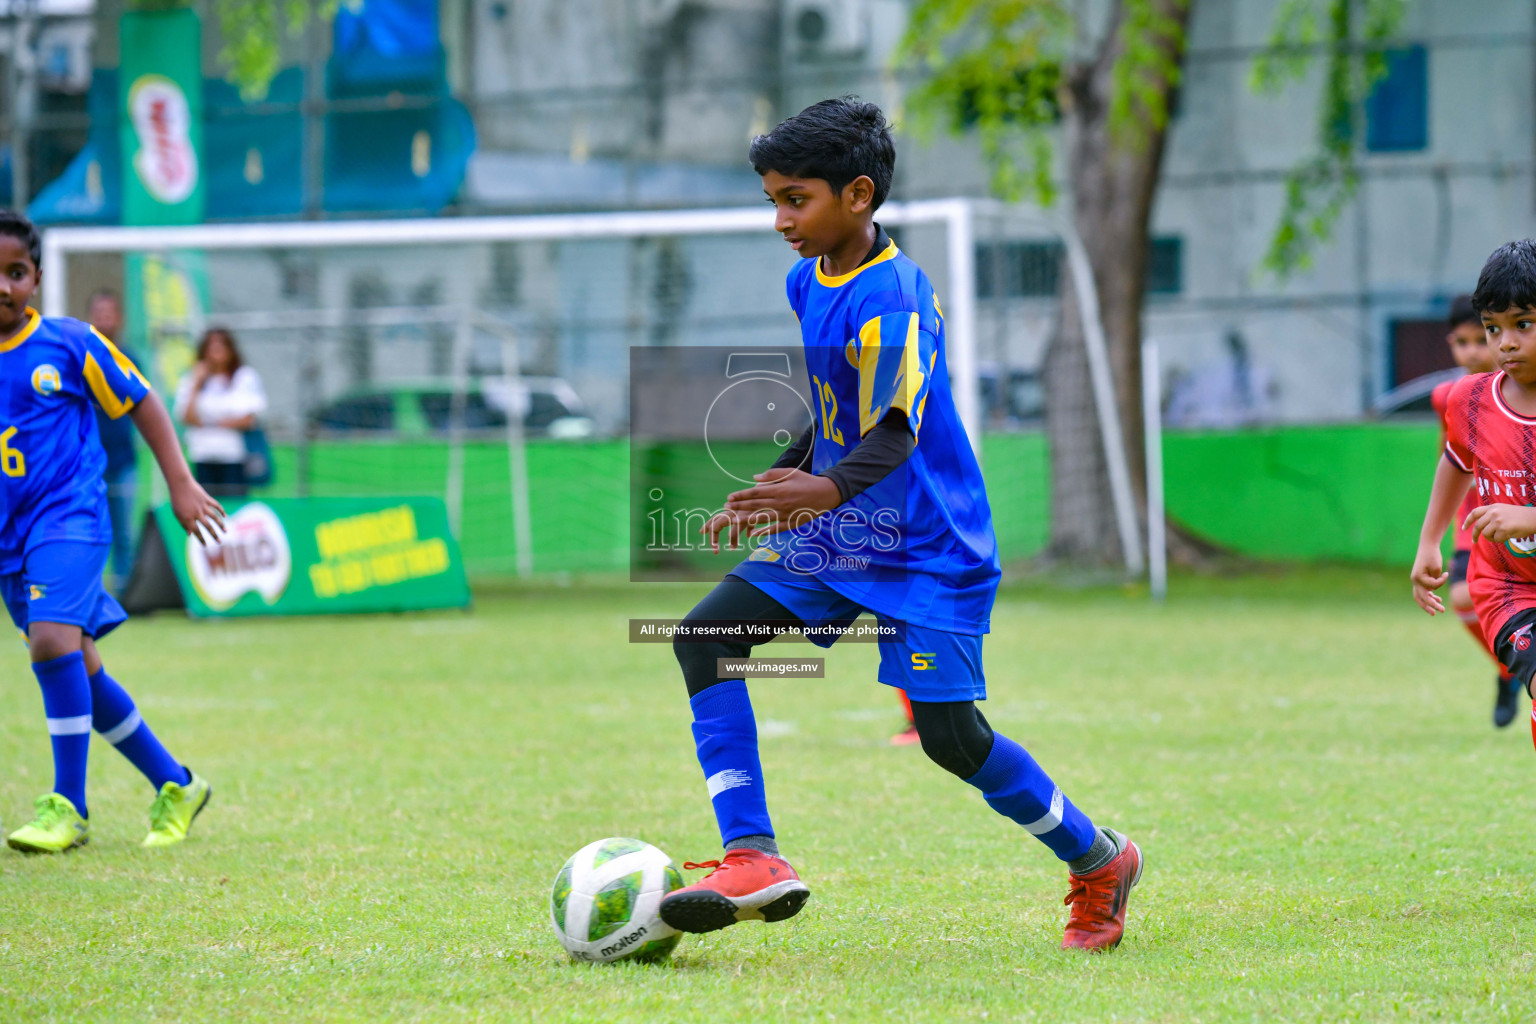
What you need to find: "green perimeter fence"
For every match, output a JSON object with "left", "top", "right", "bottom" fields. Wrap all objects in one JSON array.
[{"left": 205, "top": 421, "right": 1441, "bottom": 577}]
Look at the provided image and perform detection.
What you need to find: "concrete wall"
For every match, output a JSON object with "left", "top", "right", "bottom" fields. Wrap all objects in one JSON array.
[{"left": 105, "top": 0, "right": 1534, "bottom": 431}]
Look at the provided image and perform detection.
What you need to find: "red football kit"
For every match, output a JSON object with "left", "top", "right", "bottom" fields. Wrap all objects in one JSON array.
[
  {"left": 1443, "top": 372, "right": 1536, "bottom": 649},
  {"left": 1432, "top": 379, "right": 1478, "bottom": 552}
]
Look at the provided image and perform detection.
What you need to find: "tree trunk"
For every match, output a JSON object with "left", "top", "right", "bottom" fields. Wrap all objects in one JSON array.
[{"left": 1043, "top": 0, "right": 1192, "bottom": 567}]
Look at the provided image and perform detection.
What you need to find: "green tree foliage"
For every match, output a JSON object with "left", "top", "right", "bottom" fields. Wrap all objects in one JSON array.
[
  {"left": 129, "top": 0, "right": 337, "bottom": 101},
  {"left": 1251, "top": 0, "right": 1407, "bottom": 276},
  {"left": 900, "top": 1, "right": 1071, "bottom": 206},
  {"left": 900, "top": 0, "right": 1188, "bottom": 207},
  {"left": 903, "top": 0, "right": 1409, "bottom": 278}
]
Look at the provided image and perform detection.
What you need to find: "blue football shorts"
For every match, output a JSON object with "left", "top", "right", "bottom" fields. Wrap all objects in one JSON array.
[
  {"left": 1, "top": 541, "right": 127, "bottom": 641},
  {"left": 730, "top": 561, "right": 986, "bottom": 702}
]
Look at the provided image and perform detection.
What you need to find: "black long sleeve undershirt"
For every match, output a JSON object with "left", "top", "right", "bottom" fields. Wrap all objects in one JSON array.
[
  {"left": 771, "top": 422, "right": 815, "bottom": 474},
  {"left": 770, "top": 407, "right": 915, "bottom": 503}
]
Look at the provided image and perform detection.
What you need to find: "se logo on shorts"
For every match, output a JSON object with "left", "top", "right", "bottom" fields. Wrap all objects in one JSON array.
[{"left": 911, "top": 652, "right": 937, "bottom": 670}]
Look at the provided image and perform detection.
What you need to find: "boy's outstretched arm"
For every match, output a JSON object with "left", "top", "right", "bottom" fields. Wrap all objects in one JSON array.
[
  {"left": 1411, "top": 456, "right": 1474, "bottom": 615},
  {"left": 128, "top": 390, "right": 226, "bottom": 545}
]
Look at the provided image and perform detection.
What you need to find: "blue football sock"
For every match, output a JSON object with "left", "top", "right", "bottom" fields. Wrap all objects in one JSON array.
[
  {"left": 689, "top": 680, "right": 774, "bottom": 845},
  {"left": 89, "top": 668, "right": 190, "bottom": 791},
  {"left": 32, "top": 651, "right": 92, "bottom": 818},
  {"left": 966, "top": 731, "right": 1097, "bottom": 862}
]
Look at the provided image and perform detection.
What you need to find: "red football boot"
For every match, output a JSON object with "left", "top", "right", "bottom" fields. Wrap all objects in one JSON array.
[
  {"left": 891, "top": 689, "right": 920, "bottom": 745},
  {"left": 659, "top": 848, "right": 810, "bottom": 933},
  {"left": 1061, "top": 829, "right": 1143, "bottom": 951}
]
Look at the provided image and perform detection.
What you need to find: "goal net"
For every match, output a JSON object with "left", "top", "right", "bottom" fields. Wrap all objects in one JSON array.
[{"left": 42, "top": 201, "right": 1094, "bottom": 579}]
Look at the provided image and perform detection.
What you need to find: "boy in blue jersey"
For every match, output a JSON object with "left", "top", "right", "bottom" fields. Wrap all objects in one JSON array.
[
  {"left": 0, "top": 210, "right": 225, "bottom": 853},
  {"left": 661, "top": 100, "right": 1143, "bottom": 951}
]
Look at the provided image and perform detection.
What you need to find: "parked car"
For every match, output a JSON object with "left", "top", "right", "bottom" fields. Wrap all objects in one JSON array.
[{"left": 310, "top": 377, "right": 595, "bottom": 438}]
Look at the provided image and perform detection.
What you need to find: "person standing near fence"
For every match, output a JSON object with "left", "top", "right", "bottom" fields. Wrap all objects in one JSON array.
[
  {"left": 88, "top": 290, "right": 139, "bottom": 593},
  {"left": 173, "top": 327, "right": 265, "bottom": 499}
]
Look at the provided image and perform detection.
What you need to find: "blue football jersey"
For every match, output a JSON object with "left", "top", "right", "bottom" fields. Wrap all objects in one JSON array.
[
  {"left": 0, "top": 310, "right": 150, "bottom": 573},
  {"left": 746, "top": 240, "right": 1001, "bottom": 634}
]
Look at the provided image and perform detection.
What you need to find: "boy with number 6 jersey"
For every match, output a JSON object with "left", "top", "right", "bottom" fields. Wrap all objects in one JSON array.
[{"left": 0, "top": 209, "right": 225, "bottom": 852}]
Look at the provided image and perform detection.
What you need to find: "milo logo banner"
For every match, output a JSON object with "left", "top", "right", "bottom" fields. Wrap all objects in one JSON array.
[
  {"left": 119, "top": 7, "right": 204, "bottom": 225},
  {"left": 133, "top": 497, "right": 470, "bottom": 618}
]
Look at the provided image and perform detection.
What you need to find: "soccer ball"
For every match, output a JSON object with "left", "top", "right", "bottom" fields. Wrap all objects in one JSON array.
[{"left": 549, "top": 837, "right": 684, "bottom": 963}]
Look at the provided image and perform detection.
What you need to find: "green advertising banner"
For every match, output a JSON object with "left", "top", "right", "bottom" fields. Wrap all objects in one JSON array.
[
  {"left": 124, "top": 249, "right": 210, "bottom": 389},
  {"left": 118, "top": 7, "right": 210, "bottom": 418},
  {"left": 146, "top": 497, "right": 471, "bottom": 617},
  {"left": 119, "top": 8, "right": 205, "bottom": 225}
]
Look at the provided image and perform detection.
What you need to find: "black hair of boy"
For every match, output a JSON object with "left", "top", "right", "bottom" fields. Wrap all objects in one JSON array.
[
  {"left": 0, "top": 208, "right": 41, "bottom": 266},
  {"left": 749, "top": 97, "right": 896, "bottom": 210},
  {"left": 1472, "top": 239, "right": 1536, "bottom": 316},
  {"left": 1448, "top": 293, "right": 1477, "bottom": 328}
]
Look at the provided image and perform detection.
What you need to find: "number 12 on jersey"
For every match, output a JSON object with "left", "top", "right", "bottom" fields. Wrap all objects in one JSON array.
[{"left": 811, "top": 375, "right": 845, "bottom": 446}]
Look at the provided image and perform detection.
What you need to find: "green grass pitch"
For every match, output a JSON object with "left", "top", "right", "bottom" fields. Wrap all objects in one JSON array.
[{"left": 1, "top": 567, "right": 1533, "bottom": 1022}]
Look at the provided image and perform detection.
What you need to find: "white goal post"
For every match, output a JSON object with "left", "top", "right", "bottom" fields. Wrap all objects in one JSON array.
[
  {"left": 41, "top": 200, "right": 984, "bottom": 445},
  {"left": 40, "top": 199, "right": 1145, "bottom": 577}
]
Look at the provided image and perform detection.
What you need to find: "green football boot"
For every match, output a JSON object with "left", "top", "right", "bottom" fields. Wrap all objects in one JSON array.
[
  {"left": 7, "top": 793, "right": 89, "bottom": 853},
  {"left": 142, "top": 771, "right": 212, "bottom": 849}
]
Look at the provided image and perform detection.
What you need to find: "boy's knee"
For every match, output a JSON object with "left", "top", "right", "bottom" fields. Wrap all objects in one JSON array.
[
  {"left": 28, "top": 622, "right": 82, "bottom": 664},
  {"left": 1449, "top": 582, "right": 1474, "bottom": 613},
  {"left": 674, "top": 635, "right": 749, "bottom": 698},
  {"left": 910, "top": 700, "right": 995, "bottom": 779}
]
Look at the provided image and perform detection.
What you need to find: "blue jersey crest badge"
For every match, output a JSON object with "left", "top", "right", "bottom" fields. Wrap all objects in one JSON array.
[{"left": 31, "top": 364, "right": 60, "bottom": 395}]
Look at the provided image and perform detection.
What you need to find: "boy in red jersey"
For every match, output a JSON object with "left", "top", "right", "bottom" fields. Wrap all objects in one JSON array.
[
  {"left": 1428, "top": 295, "right": 1521, "bottom": 726},
  {"left": 1413, "top": 240, "right": 1536, "bottom": 751}
]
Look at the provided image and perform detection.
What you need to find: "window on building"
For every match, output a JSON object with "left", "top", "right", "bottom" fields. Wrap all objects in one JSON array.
[
  {"left": 1366, "top": 45, "right": 1427, "bottom": 152},
  {"left": 976, "top": 236, "right": 1184, "bottom": 298},
  {"left": 1389, "top": 316, "right": 1456, "bottom": 388},
  {"left": 1147, "top": 237, "right": 1183, "bottom": 295}
]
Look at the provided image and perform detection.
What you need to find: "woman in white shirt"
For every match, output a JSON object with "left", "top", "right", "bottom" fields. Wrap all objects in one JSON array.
[{"left": 173, "top": 327, "right": 266, "bottom": 497}]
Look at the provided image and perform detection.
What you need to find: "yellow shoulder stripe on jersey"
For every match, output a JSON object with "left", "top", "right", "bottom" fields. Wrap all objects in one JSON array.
[
  {"left": 90, "top": 326, "right": 150, "bottom": 387},
  {"left": 83, "top": 352, "right": 138, "bottom": 419},
  {"left": 889, "top": 313, "right": 925, "bottom": 428},
  {"left": 856, "top": 316, "right": 883, "bottom": 436},
  {"left": 816, "top": 240, "right": 898, "bottom": 288},
  {"left": 0, "top": 308, "right": 41, "bottom": 353},
  {"left": 915, "top": 348, "right": 937, "bottom": 428}
]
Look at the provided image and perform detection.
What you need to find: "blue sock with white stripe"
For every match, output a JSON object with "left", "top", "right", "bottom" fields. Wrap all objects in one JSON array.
[
  {"left": 689, "top": 680, "right": 774, "bottom": 844},
  {"left": 32, "top": 651, "right": 92, "bottom": 818},
  {"left": 966, "top": 731, "right": 1097, "bottom": 862},
  {"left": 89, "top": 668, "right": 190, "bottom": 791}
]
